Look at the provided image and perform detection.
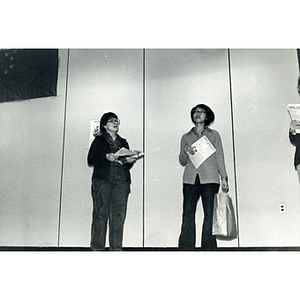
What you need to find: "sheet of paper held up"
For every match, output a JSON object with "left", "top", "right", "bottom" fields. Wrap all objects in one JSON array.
[
  {"left": 187, "top": 135, "right": 216, "bottom": 169},
  {"left": 287, "top": 104, "right": 300, "bottom": 133}
]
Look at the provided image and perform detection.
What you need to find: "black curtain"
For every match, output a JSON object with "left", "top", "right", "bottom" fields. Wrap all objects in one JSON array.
[{"left": 0, "top": 49, "right": 59, "bottom": 102}]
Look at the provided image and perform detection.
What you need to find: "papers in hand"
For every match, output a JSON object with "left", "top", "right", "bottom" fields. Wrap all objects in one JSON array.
[
  {"left": 115, "top": 147, "right": 144, "bottom": 165},
  {"left": 187, "top": 136, "right": 216, "bottom": 168},
  {"left": 287, "top": 104, "right": 300, "bottom": 133},
  {"left": 115, "top": 147, "right": 139, "bottom": 157}
]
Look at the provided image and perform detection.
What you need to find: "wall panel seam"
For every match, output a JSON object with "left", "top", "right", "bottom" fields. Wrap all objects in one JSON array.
[
  {"left": 57, "top": 49, "right": 70, "bottom": 247},
  {"left": 227, "top": 49, "right": 240, "bottom": 247}
]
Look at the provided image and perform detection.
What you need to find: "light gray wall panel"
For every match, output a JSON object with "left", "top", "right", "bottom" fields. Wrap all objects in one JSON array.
[
  {"left": 0, "top": 50, "right": 68, "bottom": 246},
  {"left": 231, "top": 49, "right": 300, "bottom": 246},
  {"left": 59, "top": 49, "right": 144, "bottom": 247},
  {"left": 144, "top": 49, "right": 237, "bottom": 247}
]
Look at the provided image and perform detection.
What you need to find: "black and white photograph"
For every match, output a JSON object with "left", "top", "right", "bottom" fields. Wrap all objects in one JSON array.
[
  {"left": 1, "top": 1, "right": 300, "bottom": 299},
  {"left": 2, "top": 48, "right": 300, "bottom": 250}
]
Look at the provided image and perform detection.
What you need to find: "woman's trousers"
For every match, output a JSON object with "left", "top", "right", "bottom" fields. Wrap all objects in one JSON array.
[
  {"left": 178, "top": 176, "right": 219, "bottom": 250},
  {"left": 90, "top": 179, "right": 130, "bottom": 251}
]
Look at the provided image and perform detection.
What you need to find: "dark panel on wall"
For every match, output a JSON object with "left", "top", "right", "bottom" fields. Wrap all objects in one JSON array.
[{"left": 0, "top": 49, "right": 58, "bottom": 102}]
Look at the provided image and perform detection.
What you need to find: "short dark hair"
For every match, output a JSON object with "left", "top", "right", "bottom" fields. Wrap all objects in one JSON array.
[
  {"left": 190, "top": 104, "right": 215, "bottom": 126},
  {"left": 100, "top": 112, "right": 118, "bottom": 133}
]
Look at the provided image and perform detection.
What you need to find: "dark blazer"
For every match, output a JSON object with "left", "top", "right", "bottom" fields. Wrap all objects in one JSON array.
[
  {"left": 289, "top": 130, "right": 300, "bottom": 169},
  {"left": 88, "top": 133, "right": 132, "bottom": 182}
]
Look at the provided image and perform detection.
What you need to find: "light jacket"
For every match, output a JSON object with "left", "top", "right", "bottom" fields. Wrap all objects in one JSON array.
[{"left": 179, "top": 127, "right": 228, "bottom": 185}]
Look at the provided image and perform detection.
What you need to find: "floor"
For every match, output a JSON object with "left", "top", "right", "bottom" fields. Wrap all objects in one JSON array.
[{"left": 1, "top": 246, "right": 300, "bottom": 251}]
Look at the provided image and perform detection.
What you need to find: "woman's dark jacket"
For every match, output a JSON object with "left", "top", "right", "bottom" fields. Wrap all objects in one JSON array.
[
  {"left": 88, "top": 133, "right": 132, "bottom": 182},
  {"left": 289, "top": 131, "right": 300, "bottom": 169}
]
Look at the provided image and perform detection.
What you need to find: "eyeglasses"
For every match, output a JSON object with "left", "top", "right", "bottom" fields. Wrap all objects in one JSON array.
[
  {"left": 107, "top": 118, "right": 120, "bottom": 125},
  {"left": 194, "top": 110, "right": 206, "bottom": 115}
]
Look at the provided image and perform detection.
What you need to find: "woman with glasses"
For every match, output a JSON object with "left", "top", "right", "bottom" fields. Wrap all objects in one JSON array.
[
  {"left": 178, "top": 104, "right": 229, "bottom": 250},
  {"left": 88, "top": 112, "right": 136, "bottom": 251}
]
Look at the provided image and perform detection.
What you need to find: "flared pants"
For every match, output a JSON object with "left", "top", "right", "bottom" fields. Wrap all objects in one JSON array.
[{"left": 179, "top": 175, "right": 219, "bottom": 250}]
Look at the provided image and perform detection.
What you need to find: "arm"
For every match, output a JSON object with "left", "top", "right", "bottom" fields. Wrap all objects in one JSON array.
[
  {"left": 179, "top": 134, "right": 189, "bottom": 166},
  {"left": 289, "top": 121, "right": 300, "bottom": 146},
  {"left": 214, "top": 131, "right": 229, "bottom": 192},
  {"left": 87, "top": 137, "right": 108, "bottom": 166},
  {"left": 121, "top": 139, "right": 136, "bottom": 169}
]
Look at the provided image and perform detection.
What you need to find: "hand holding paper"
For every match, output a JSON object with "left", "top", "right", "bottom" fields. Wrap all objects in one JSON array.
[
  {"left": 184, "top": 145, "right": 197, "bottom": 155},
  {"left": 115, "top": 147, "right": 144, "bottom": 165},
  {"left": 187, "top": 136, "right": 216, "bottom": 169}
]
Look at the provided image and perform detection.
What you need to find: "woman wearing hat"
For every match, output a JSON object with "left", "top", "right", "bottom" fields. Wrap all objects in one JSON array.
[{"left": 88, "top": 112, "right": 136, "bottom": 251}]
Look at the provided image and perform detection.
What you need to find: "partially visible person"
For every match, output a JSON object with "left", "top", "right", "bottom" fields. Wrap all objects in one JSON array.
[
  {"left": 289, "top": 76, "right": 300, "bottom": 183},
  {"left": 87, "top": 112, "right": 136, "bottom": 251},
  {"left": 178, "top": 104, "right": 229, "bottom": 250},
  {"left": 289, "top": 120, "right": 300, "bottom": 183}
]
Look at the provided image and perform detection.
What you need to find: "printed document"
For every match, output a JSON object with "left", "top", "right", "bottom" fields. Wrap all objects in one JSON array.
[
  {"left": 115, "top": 147, "right": 144, "bottom": 165},
  {"left": 187, "top": 135, "right": 216, "bottom": 168},
  {"left": 115, "top": 147, "right": 140, "bottom": 157},
  {"left": 287, "top": 104, "right": 300, "bottom": 133}
]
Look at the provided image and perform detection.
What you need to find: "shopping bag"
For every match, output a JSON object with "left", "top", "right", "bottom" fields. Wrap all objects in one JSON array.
[{"left": 212, "top": 192, "right": 237, "bottom": 240}]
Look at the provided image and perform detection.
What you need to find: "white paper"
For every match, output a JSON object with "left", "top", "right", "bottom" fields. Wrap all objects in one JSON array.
[
  {"left": 89, "top": 120, "right": 100, "bottom": 146},
  {"left": 287, "top": 104, "right": 300, "bottom": 122},
  {"left": 187, "top": 135, "right": 216, "bottom": 168},
  {"left": 115, "top": 147, "right": 140, "bottom": 157},
  {"left": 287, "top": 104, "right": 300, "bottom": 133}
]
